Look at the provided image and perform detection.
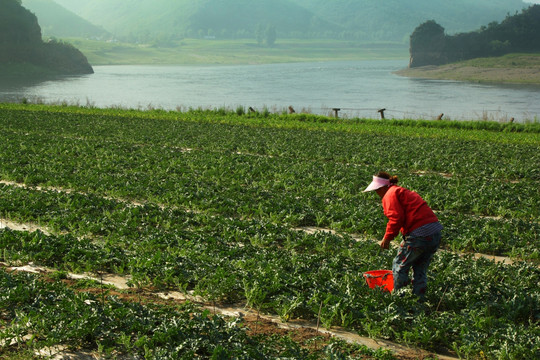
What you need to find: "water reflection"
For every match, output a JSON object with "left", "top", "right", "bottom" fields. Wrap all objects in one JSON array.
[{"left": 0, "top": 74, "right": 87, "bottom": 102}]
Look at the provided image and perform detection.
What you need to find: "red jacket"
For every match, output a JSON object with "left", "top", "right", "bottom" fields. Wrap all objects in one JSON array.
[{"left": 382, "top": 185, "right": 438, "bottom": 241}]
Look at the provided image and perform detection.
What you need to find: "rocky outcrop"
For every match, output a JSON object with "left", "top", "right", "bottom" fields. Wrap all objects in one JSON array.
[
  {"left": 0, "top": 0, "right": 93, "bottom": 75},
  {"left": 408, "top": 20, "right": 447, "bottom": 68}
]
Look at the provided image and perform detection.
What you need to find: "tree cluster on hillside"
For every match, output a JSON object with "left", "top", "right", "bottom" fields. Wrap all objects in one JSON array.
[
  {"left": 0, "top": 0, "right": 93, "bottom": 75},
  {"left": 409, "top": 4, "right": 540, "bottom": 67},
  {"left": 255, "top": 24, "right": 277, "bottom": 47}
]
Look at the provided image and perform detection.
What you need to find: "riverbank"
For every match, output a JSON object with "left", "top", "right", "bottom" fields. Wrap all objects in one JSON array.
[{"left": 395, "top": 53, "right": 540, "bottom": 84}]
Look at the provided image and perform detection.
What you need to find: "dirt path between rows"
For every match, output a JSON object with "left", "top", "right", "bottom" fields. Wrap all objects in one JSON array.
[
  {"left": 0, "top": 217, "right": 52, "bottom": 234},
  {"left": 1, "top": 262, "right": 457, "bottom": 360}
]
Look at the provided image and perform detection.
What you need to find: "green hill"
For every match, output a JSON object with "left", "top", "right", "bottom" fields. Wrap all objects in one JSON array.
[
  {"left": 22, "top": 0, "right": 110, "bottom": 39},
  {"left": 53, "top": 0, "right": 530, "bottom": 42},
  {"left": 53, "top": 0, "right": 337, "bottom": 42},
  {"left": 0, "top": 0, "right": 93, "bottom": 76}
]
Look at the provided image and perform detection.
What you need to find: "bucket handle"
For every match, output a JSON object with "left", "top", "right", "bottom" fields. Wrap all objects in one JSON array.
[{"left": 364, "top": 272, "right": 391, "bottom": 279}]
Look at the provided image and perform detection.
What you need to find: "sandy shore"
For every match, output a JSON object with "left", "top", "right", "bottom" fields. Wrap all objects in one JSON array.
[{"left": 395, "top": 55, "right": 540, "bottom": 84}]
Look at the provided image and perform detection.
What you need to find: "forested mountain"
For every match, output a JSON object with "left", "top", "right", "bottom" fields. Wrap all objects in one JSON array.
[
  {"left": 409, "top": 5, "right": 540, "bottom": 67},
  {"left": 0, "top": 0, "right": 93, "bottom": 75},
  {"left": 52, "top": 0, "right": 337, "bottom": 42},
  {"left": 22, "top": 0, "right": 110, "bottom": 39},
  {"left": 51, "top": 0, "right": 530, "bottom": 42},
  {"left": 292, "top": 0, "right": 528, "bottom": 41}
]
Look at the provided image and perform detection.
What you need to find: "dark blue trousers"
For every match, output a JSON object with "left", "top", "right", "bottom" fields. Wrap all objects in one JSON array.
[{"left": 392, "top": 231, "right": 441, "bottom": 296}]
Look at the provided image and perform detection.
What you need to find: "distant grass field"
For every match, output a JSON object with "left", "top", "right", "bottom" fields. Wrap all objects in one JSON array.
[
  {"left": 66, "top": 38, "right": 409, "bottom": 66},
  {"left": 395, "top": 53, "right": 540, "bottom": 84}
]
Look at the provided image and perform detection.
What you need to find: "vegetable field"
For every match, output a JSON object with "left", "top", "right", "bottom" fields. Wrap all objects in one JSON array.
[{"left": 0, "top": 104, "right": 538, "bottom": 359}]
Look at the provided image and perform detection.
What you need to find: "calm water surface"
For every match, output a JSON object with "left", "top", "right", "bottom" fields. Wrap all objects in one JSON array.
[{"left": 1, "top": 60, "right": 539, "bottom": 122}]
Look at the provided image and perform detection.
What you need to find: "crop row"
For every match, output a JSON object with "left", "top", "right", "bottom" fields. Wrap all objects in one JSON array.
[
  {"left": 0, "top": 186, "right": 539, "bottom": 358},
  {"left": 1, "top": 269, "right": 396, "bottom": 359},
  {"left": 0, "top": 118, "right": 538, "bottom": 258},
  {"left": 2, "top": 107, "right": 539, "bottom": 179},
  {"left": 0, "top": 130, "right": 538, "bottom": 259},
  {"left": 2, "top": 109, "right": 538, "bottom": 220},
  {"left": 0, "top": 180, "right": 538, "bottom": 262},
  {"left": 4, "top": 131, "right": 538, "bottom": 221}
]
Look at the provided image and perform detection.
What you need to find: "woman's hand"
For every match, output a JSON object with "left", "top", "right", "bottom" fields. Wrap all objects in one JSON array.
[{"left": 379, "top": 238, "right": 391, "bottom": 250}]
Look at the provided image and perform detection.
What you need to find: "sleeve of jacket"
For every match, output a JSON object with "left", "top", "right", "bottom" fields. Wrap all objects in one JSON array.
[{"left": 382, "top": 190, "right": 405, "bottom": 241}]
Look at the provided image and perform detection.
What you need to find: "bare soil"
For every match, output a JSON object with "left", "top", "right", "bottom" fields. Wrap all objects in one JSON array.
[{"left": 395, "top": 63, "right": 540, "bottom": 84}]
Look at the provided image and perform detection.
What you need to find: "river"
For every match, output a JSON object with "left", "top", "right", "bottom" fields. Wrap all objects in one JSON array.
[{"left": 1, "top": 60, "right": 539, "bottom": 122}]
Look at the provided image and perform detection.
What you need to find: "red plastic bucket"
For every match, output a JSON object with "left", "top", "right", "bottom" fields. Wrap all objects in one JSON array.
[{"left": 363, "top": 270, "right": 394, "bottom": 292}]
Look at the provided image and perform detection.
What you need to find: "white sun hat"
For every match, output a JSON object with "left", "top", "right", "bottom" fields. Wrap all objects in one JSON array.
[{"left": 363, "top": 176, "right": 391, "bottom": 192}]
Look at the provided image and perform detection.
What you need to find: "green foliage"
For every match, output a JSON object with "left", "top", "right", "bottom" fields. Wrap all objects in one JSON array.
[
  {"left": 265, "top": 25, "right": 277, "bottom": 47},
  {"left": 410, "top": 5, "right": 540, "bottom": 67},
  {"left": 255, "top": 23, "right": 264, "bottom": 46},
  {"left": 235, "top": 105, "right": 245, "bottom": 116},
  {"left": 0, "top": 103, "right": 538, "bottom": 358},
  {"left": 0, "top": 269, "right": 398, "bottom": 359},
  {"left": 409, "top": 20, "right": 447, "bottom": 67}
]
